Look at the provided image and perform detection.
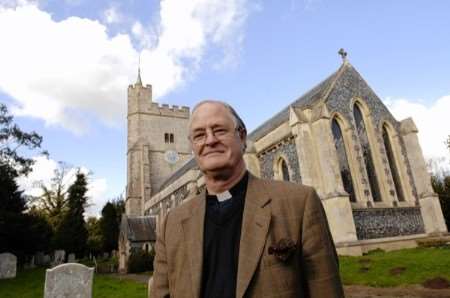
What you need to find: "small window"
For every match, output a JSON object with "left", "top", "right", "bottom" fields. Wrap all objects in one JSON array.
[
  {"left": 164, "top": 133, "right": 169, "bottom": 143},
  {"left": 170, "top": 133, "right": 174, "bottom": 143},
  {"left": 280, "top": 159, "right": 290, "bottom": 181}
]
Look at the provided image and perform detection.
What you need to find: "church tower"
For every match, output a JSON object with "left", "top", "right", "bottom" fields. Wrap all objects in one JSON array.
[{"left": 126, "top": 68, "right": 191, "bottom": 216}]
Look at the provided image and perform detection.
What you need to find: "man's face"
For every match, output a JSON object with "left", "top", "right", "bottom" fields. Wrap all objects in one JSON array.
[{"left": 189, "top": 102, "right": 245, "bottom": 175}]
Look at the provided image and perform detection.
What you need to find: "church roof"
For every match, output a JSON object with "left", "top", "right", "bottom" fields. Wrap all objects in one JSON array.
[
  {"left": 248, "top": 62, "right": 351, "bottom": 142},
  {"left": 155, "top": 61, "right": 359, "bottom": 193},
  {"left": 121, "top": 216, "right": 156, "bottom": 242},
  {"left": 158, "top": 157, "right": 198, "bottom": 192}
]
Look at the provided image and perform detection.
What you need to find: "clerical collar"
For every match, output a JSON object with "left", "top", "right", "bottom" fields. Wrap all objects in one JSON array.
[{"left": 206, "top": 171, "right": 249, "bottom": 202}]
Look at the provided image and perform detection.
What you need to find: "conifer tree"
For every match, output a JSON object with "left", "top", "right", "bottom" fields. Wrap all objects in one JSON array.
[
  {"left": 54, "top": 171, "right": 89, "bottom": 258},
  {"left": 100, "top": 202, "right": 119, "bottom": 253}
]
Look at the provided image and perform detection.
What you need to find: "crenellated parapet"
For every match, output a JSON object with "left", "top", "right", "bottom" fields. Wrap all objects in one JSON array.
[{"left": 148, "top": 103, "right": 190, "bottom": 118}]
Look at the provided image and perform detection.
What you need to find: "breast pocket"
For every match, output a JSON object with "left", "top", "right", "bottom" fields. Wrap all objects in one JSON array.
[{"left": 260, "top": 253, "right": 298, "bottom": 294}]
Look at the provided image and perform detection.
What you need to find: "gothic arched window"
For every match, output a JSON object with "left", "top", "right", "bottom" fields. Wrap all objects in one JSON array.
[
  {"left": 331, "top": 118, "right": 356, "bottom": 202},
  {"left": 280, "top": 159, "right": 290, "bottom": 181},
  {"left": 382, "top": 125, "right": 405, "bottom": 201},
  {"left": 353, "top": 103, "right": 382, "bottom": 202}
]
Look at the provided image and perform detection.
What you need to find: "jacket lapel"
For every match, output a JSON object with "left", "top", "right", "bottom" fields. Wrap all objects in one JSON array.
[
  {"left": 181, "top": 192, "right": 206, "bottom": 298},
  {"left": 236, "top": 176, "right": 272, "bottom": 298}
]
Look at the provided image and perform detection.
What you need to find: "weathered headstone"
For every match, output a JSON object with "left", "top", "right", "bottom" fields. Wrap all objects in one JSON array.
[
  {"left": 44, "top": 263, "right": 94, "bottom": 298},
  {"left": 30, "top": 256, "right": 36, "bottom": 268},
  {"left": 24, "top": 256, "right": 36, "bottom": 269},
  {"left": 35, "top": 252, "right": 44, "bottom": 266},
  {"left": 43, "top": 254, "right": 51, "bottom": 265},
  {"left": 52, "top": 250, "right": 65, "bottom": 266},
  {"left": 0, "top": 253, "right": 17, "bottom": 279},
  {"left": 68, "top": 253, "right": 76, "bottom": 263}
]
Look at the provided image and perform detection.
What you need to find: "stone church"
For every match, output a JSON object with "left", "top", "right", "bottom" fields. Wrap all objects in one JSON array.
[{"left": 119, "top": 54, "right": 447, "bottom": 271}]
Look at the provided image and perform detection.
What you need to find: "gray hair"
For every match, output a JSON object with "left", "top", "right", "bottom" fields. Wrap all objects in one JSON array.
[
  {"left": 190, "top": 100, "right": 247, "bottom": 133},
  {"left": 189, "top": 100, "right": 247, "bottom": 150}
]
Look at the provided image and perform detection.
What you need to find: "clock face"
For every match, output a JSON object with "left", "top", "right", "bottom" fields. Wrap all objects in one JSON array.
[{"left": 164, "top": 150, "right": 179, "bottom": 165}]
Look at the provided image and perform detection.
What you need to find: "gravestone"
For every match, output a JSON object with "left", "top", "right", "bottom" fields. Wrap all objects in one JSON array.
[
  {"left": 52, "top": 250, "right": 65, "bottom": 266},
  {"left": 43, "top": 254, "right": 51, "bottom": 265},
  {"left": 25, "top": 256, "right": 36, "bottom": 269},
  {"left": 44, "top": 263, "right": 94, "bottom": 298},
  {"left": 35, "top": 252, "right": 44, "bottom": 266},
  {"left": 0, "top": 253, "right": 17, "bottom": 279},
  {"left": 68, "top": 253, "right": 76, "bottom": 263}
]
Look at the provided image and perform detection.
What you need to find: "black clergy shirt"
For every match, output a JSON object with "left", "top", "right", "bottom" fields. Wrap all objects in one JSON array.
[{"left": 200, "top": 172, "right": 249, "bottom": 298}]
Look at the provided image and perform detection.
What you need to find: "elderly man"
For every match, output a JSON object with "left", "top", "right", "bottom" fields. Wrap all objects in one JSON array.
[{"left": 151, "top": 100, "right": 344, "bottom": 298}]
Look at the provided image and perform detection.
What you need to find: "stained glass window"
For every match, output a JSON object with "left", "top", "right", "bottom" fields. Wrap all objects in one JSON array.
[
  {"left": 332, "top": 118, "right": 356, "bottom": 202},
  {"left": 353, "top": 104, "right": 382, "bottom": 202},
  {"left": 383, "top": 126, "right": 405, "bottom": 201}
]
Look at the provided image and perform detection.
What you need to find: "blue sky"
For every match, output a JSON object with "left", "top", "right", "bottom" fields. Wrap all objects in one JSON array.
[{"left": 1, "top": 0, "right": 449, "bottom": 216}]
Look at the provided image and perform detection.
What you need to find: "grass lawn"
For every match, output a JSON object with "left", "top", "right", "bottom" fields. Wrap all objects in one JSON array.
[
  {"left": 0, "top": 268, "right": 147, "bottom": 298},
  {"left": 1, "top": 247, "right": 449, "bottom": 296},
  {"left": 340, "top": 247, "right": 450, "bottom": 287}
]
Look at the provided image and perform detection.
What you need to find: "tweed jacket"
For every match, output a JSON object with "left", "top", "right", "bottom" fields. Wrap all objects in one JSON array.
[{"left": 150, "top": 175, "right": 344, "bottom": 298}]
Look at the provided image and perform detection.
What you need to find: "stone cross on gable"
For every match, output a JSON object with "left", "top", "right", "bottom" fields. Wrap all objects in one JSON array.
[{"left": 338, "top": 48, "right": 347, "bottom": 61}]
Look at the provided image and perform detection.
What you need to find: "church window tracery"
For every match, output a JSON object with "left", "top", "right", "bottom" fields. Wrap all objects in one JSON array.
[
  {"left": 353, "top": 103, "right": 382, "bottom": 202},
  {"left": 382, "top": 125, "right": 405, "bottom": 201},
  {"left": 331, "top": 117, "right": 356, "bottom": 202}
]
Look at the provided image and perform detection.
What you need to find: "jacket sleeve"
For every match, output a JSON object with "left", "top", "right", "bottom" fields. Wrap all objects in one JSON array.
[
  {"left": 150, "top": 213, "right": 171, "bottom": 298},
  {"left": 300, "top": 187, "right": 345, "bottom": 298}
]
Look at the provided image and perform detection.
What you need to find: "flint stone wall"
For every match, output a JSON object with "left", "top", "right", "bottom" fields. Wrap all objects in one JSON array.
[
  {"left": 258, "top": 138, "right": 302, "bottom": 183},
  {"left": 353, "top": 207, "right": 425, "bottom": 240}
]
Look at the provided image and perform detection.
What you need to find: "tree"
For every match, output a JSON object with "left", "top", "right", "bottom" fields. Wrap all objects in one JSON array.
[
  {"left": 0, "top": 103, "right": 48, "bottom": 263},
  {"left": 0, "top": 162, "right": 25, "bottom": 213},
  {"left": 431, "top": 175, "right": 450, "bottom": 229},
  {"left": 53, "top": 171, "right": 89, "bottom": 258},
  {"left": 30, "top": 162, "right": 73, "bottom": 231},
  {"left": 86, "top": 217, "right": 102, "bottom": 256},
  {"left": 100, "top": 196, "right": 125, "bottom": 254},
  {"left": 0, "top": 103, "right": 45, "bottom": 175},
  {"left": 111, "top": 197, "right": 125, "bottom": 224},
  {"left": 0, "top": 163, "right": 27, "bottom": 256},
  {"left": 100, "top": 202, "right": 118, "bottom": 253}
]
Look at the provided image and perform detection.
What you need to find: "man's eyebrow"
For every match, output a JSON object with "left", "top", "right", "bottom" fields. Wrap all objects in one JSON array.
[{"left": 192, "top": 124, "right": 226, "bottom": 132}]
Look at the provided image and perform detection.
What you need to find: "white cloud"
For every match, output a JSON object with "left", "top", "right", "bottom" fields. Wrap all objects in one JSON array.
[
  {"left": 139, "top": 0, "right": 253, "bottom": 96},
  {"left": 17, "top": 155, "right": 108, "bottom": 217},
  {"left": 0, "top": 4, "right": 137, "bottom": 134},
  {"left": 85, "top": 177, "right": 108, "bottom": 217},
  {"left": 384, "top": 95, "right": 450, "bottom": 166},
  {"left": 0, "top": 1, "right": 253, "bottom": 133},
  {"left": 103, "top": 4, "right": 122, "bottom": 24}
]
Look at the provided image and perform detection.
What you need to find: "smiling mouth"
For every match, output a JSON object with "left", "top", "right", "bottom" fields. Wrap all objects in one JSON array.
[{"left": 203, "top": 151, "right": 224, "bottom": 156}]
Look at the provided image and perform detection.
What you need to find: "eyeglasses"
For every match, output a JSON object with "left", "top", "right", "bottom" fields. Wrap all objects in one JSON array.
[{"left": 189, "top": 127, "right": 241, "bottom": 145}]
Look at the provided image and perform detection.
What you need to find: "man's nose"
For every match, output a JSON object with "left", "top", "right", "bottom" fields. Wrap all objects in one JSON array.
[{"left": 204, "top": 130, "right": 219, "bottom": 145}]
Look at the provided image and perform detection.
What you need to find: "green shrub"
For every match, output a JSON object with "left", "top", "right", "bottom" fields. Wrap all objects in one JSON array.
[{"left": 128, "top": 249, "right": 154, "bottom": 273}]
